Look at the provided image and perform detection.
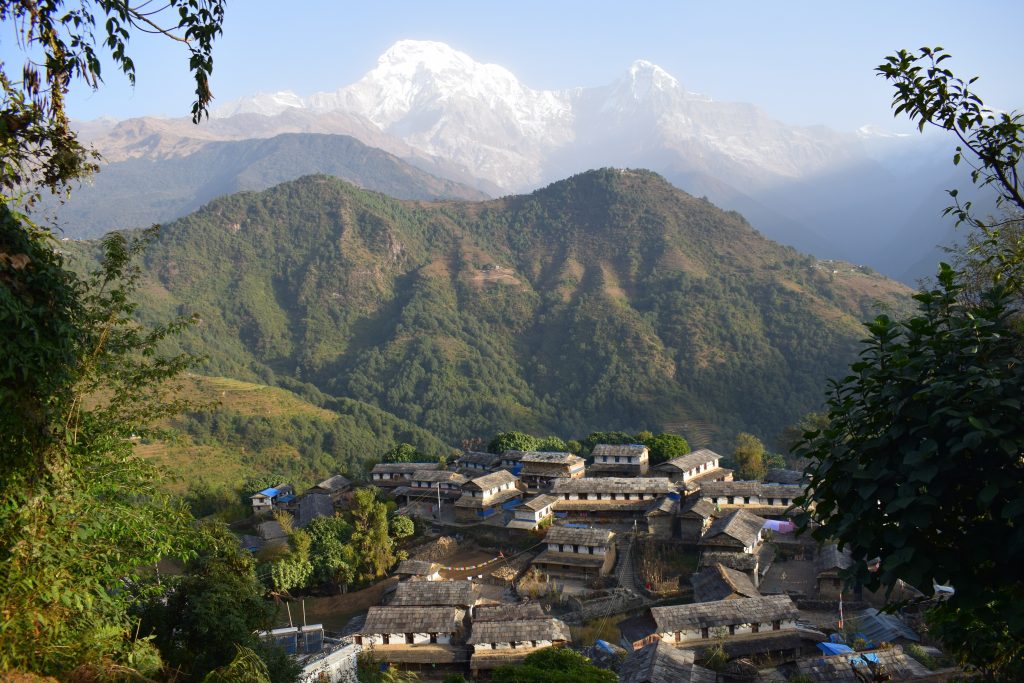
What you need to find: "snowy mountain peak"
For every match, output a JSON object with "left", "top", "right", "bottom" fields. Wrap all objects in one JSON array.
[
  {"left": 627, "top": 59, "right": 680, "bottom": 92},
  {"left": 212, "top": 90, "right": 303, "bottom": 119}
]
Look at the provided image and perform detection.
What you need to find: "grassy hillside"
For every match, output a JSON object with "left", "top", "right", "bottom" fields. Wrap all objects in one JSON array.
[{"left": 79, "top": 169, "right": 912, "bottom": 451}]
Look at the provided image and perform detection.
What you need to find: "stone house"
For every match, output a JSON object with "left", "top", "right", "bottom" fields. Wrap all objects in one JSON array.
[
  {"left": 393, "top": 559, "right": 443, "bottom": 582},
  {"left": 305, "top": 474, "right": 353, "bottom": 504},
  {"left": 354, "top": 606, "right": 468, "bottom": 665},
  {"left": 250, "top": 483, "right": 294, "bottom": 515},
  {"left": 619, "top": 640, "right": 717, "bottom": 683},
  {"left": 645, "top": 496, "right": 679, "bottom": 539},
  {"left": 697, "top": 551, "right": 760, "bottom": 588},
  {"left": 389, "top": 579, "right": 477, "bottom": 614},
  {"left": 618, "top": 595, "right": 801, "bottom": 659},
  {"left": 653, "top": 449, "right": 732, "bottom": 490},
  {"left": 551, "top": 477, "right": 676, "bottom": 521},
  {"left": 453, "top": 470, "right": 524, "bottom": 522},
  {"left": 816, "top": 543, "right": 853, "bottom": 599},
  {"left": 678, "top": 497, "right": 717, "bottom": 544},
  {"left": 454, "top": 450, "right": 501, "bottom": 474},
  {"left": 699, "top": 509, "right": 767, "bottom": 554},
  {"left": 588, "top": 443, "right": 650, "bottom": 476},
  {"left": 531, "top": 526, "right": 616, "bottom": 579},
  {"left": 698, "top": 481, "right": 803, "bottom": 517},
  {"left": 518, "top": 451, "right": 586, "bottom": 491},
  {"left": 507, "top": 494, "right": 558, "bottom": 530},
  {"left": 400, "top": 469, "right": 468, "bottom": 507},
  {"left": 369, "top": 462, "right": 438, "bottom": 488},
  {"left": 467, "top": 616, "right": 570, "bottom": 672}
]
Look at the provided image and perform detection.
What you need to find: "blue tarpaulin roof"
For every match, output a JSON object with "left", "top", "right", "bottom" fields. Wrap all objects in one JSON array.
[
  {"left": 277, "top": 494, "right": 296, "bottom": 503},
  {"left": 818, "top": 643, "right": 855, "bottom": 656},
  {"left": 257, "top": 487, "right": 278, "bottom": 497}
]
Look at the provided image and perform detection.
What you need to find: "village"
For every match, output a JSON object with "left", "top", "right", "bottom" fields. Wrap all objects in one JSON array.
[{"left": 246, "top": 445, "right": 955, "bottom": 683}]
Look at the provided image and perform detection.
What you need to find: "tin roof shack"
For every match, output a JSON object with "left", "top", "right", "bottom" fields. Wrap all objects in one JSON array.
[
  {"left": 619, "top": 640, "right": 717, "bottom": 683},
  {"left": 250, "top": 483, "right": 294, "bottom": 515},
  {"left": 551, "top": 477, "right": 676, "bottom": 521},
  {"left": 370, "top": 462, "right": 438, "bottom": 488},
  {"left": 467, "top": 616, "right": 571, "bottom": 672},
  {"left": 588, "top": 443, "right": 650, "bottom": 477},
  {"left": 619, "top": 595, "right": 802, "bottom": 661},
  {"left": 678, "top": 497, "right": 717, "bottom": 545},
  {"left": 394, "top": 560, "right": 443, "bottom": 582},
  {"left": 455, "top": 450, "right": 501, "bottom": 475},
  {"left": 507, "top": 494, "right": 558, "bottom": 530},
  {"left": 354, "top": 606, "right": 468, "bottom": 665},
  {"left": 531, "top": 526, "right": 616, "bottom": 579},
  {"left": 699, "top": 509, "right": 767, "bottom": 554},
  {"left": 305, "top": 474, "right": 353, "bottom": 504},
  {"left": 699, "top": 481, "right": 803, "bottom": 518},
  {"left": 518, "top": 451, "right": 585, "bottom": 491},
  {"left": 390, "top": 579, "right": 477, "bottom": 614},
  {"left": 691, "top": 564, "right": 761, "bottom": 602},
  {"left": 645, "top": 496, "right": 679, "bottom": 540},
  {"left": 653, "top": 449, "right": 732, "bottom": 490},
  {"left": 453, "top": 470, "right": 523, "bottom": 523},
  {"left": 816, "top": 543, "right": 853, "bottom": 600}
]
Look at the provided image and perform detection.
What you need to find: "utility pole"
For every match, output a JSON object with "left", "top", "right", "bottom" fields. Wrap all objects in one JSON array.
[{"left": 437, "top": 481, "right": 442, "bottom": 519}]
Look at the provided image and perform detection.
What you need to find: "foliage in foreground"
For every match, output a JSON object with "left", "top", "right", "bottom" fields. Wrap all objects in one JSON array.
[{"left": 491, "top": 648, "right": 616, "bottom": 683}]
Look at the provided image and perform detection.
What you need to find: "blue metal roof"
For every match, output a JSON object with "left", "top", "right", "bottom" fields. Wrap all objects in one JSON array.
[{"left": 257, "top": 487, "right": 279, "bottom": 497}]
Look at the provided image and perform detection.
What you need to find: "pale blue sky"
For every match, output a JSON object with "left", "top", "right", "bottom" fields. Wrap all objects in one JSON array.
[{"left": 6, "top": 1, "right": 1022, "bottom": 132}]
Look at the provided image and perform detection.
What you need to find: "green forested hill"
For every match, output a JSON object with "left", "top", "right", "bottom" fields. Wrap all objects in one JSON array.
[{"left": 83, "top": 169, "right": 911, "bottom": 446}]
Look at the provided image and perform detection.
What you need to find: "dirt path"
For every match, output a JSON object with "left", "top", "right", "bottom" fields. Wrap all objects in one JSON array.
[{"left": 275, "top": 576, "right": 398, "bottom": 631}]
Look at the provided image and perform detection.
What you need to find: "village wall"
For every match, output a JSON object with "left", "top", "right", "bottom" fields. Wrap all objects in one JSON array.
[{"left": 297, "top": 641, "right": 360, "bottom": 683}]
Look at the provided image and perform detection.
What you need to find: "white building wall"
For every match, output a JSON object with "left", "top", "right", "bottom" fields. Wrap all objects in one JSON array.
[{"left": 298, "top": 641, "right": 360, "bottom": 683}]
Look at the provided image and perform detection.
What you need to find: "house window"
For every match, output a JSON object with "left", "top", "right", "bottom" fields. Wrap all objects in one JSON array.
[
  {"left": 728, "top": 625, "right": 735, "bottom": 635},
  {"left": 430, "top": 633, "right": 437, "bottom": 644},
  {"left": 382, "top": 635, "right": 389, "bottom": 645},
  {"left": 675, "top": 631, "right": 681, "bottom": 642},
  {"left": 701, "top": 627, "right": 708, "bottom": 639},
  {"left": 772, "top": 620, "right": 781, "bottom": 631},
  {"left": 752, "top": 623, "right": 760, "bottom": 633},
  {"left": 744, "top": 497, "right": 751, "bottom": 504},
  {"left": 405, "top": 634, "right": 414, "bottom": 644},
  {"left": 615, "top": 456, "right": 621, "bottom": 463}
]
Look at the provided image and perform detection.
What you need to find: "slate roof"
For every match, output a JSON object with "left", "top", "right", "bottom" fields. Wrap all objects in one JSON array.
[
  {"left": 463, "top": 469, "right": 518, "bottom": 492},
  {"left": 797, "top": 644, "right": 924, "bottom": 681},
  {"left": 531, "top": 550, "right": 606, "bottom": 568},
  {"left": 394, "top": 560, "right": 441, "bottom": 577},
  {"left": 390, "top": 580, "right": 476, "bottom": 607},
  {"left": 473, "top": 603, "right": 546, "bottom": 621},
  {"left": 701, "top": 509, "right": 766, "bottom": 548},
  {"left": 619, "top": 640, "right": 718, "bottom": 683},
  {"left": 646, "top": 497, "right": 678, "bottom": 517},
  {"left": 764, "top": 468, "right": 806, "bottom": 485},
  {"left": 698, "top": 551, "right": 758, "bottom": 573},
  {"left": 650, "top": 595, "right": 798, "bottom": 632},
  {"left": 360, "top": 606, "right": 464, "bottom": 634},
  {"left": 454, "top": 487, "right": 522, "bottom": 509},
  {"left": 817, "top": 543, "right": 854, "bottom": 575},
  {"left": 457, "top": 451, "right": 501, "bottom": 467},
  {"left": 679, "top": 497, "right": 717, "bottom": 519},
  {"left": 295, "top": 493, "right": 334, "bottom": 528},
  {"left": 468, "top": 618, "right": 570, "bottom": 644},
  {"left": 657, "top": 449, "right": 722, "bottom": 473},
  {"left": 545, "top": 525, "right": 614, "bottom": 547},
  {"left": 371, "top": 462, "right": 438, "bottom": 474},
  {"left": 591, "top": 443, "right": 649, "bottom": 458},
  {"left": 700, "top": 481, "right": 804, "bottom": 500},
  {"left": 681, "top": 467, "right": 736, "bottom": 493},
  {"left": 691, "top": 564, "right": 761, "bottom": 602},
  {"left": 517, "top": 494, "right": 558, "bottom": 511},
  {"left": 519, "top": 451, "right": 582, "bottom": 465},
  {"left": 550, "top": 477, "right": 675, "bottom": 495},
  {"left": 313, "top": 474, "right": 351, "bottom": 491},
  {"left": 410, "top": 470, "right": 469, "bottom": 485}
]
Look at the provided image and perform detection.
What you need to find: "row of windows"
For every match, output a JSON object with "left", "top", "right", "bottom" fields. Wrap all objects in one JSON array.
[{"left": 671, "top": 620, "right": 782, "bottom": 641}]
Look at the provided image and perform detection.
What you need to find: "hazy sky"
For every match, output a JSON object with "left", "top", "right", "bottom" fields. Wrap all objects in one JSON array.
[{"left": 6, "top": 1, "right": 1022, "bottom": 132}]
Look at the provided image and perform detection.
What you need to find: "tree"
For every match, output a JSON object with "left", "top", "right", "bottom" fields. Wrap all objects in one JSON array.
[
  {"left": 732, "top": 432, "right": 766, "bottom": 480},
  {"left": 491, "top": 648, "right": 616, "bottom": 683},
  {"left": 350, "top": 487, "right": 397, "bottom": 581},
  {"left": 645, "top": 432, "right": 690, "bottom": 466},
  {"left": 382, "top": 442, "right": 423, "bottom": 462},
  {"left": 306, "top": 515, "right": 357, "bottom": 589},
  {"left": 390, "top": 514, "right": 415, "bottom": 539},
  {"left": 0, "top": 2, "right": 226, "bottom": 675},
  {"left": 488, "top": 430, "right": 539, "bottom": 453},
  {"left": 796, "top": 48, "right": 1024, "bottom": 681}
]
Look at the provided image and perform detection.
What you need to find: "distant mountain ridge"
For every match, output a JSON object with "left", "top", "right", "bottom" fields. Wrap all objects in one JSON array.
[
  {"left": 73, "top": 40, "right": 975, "bottom": 282},
  {"left": 74, "top": 169, "right": 911, "bottom": 446}
]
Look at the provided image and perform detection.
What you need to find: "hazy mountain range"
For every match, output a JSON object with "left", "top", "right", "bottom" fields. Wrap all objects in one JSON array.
[{"left": 66, "top": 39, "right": 986, "bottom": 282}]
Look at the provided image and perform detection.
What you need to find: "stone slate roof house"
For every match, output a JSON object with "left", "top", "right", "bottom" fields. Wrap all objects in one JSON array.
[
  {"left": 816, "top": 543, "right": 853, "bottom": 599},
  {"left": 796, "top": 644, "right": 928, "bottom": 682},
  {"left": 467, "top": 616, "right": 571, "bottom": 672},
  {"left": 370, "top": 462, "right": 438, "bottom": 488},
  {"left": 305, "top": 474, "right": 352, "bottom": 503},
  {"left": 698, "top": 480, "right": 803, "bottom": 517},
  {"left": 619, "top": 640, "right": 717, "bottom": 683},
  {"left": 619, "top": 595, "right": 804, "bottom": 660},
  {"left": 699, "top": 509, "right": 767, "bottom": 554},
  {"left": 295, "top": 492, "right": 334, "bottom": 529},
  {"left": 517, "top": 451, "right": 586, "bottom": 491},
  {"left": 691, "top": 563, "right": 761, "bottom": 603},
  {"left": 455, "top": 450, "right": 501, "bottom": 474},
  {"left": 354, "top": 606, "right": 468, "bottom": 664},
  {"left": 453, "top": 470, "right": 524, "bottom": 522},
  {"left": 550, "top": 477, "right": 676, "bottom": 521},
  {"left": 588, "top": 443, "right": 650, "bottom": 476},
  {"left": 764, "top": 468, "right": 806, "bottom": 485},
  {"left": 697, "top": 551, "right": 762, "bottom": 588},
  {"left": 394, "top": 560, "right": 443, "bottom": 582},
  {"left": 389, "top": 579, "right": 477, "bottom": 612},
  {"left": 678, "top": 497, "right": 718, "bottom": 544},
  {"left": 473, "top": 603, "right": 547, "bottom": 622},
  {"left": 653, "top": 449, "right": 732, "bottom": 490},
  {"left": 507, "top": 494, "right": 558, "bottom": 530},
  {"left": 645, "top": 496, "right": 679, "bottom": 539},
  {"left": 531, "top": 526, "right": 616, "bottom": 579}
]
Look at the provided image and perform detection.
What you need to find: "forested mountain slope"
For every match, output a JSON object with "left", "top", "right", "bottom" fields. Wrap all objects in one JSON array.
[{"left": 93, "top": 169, "right": 910, "bottom": 444}]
